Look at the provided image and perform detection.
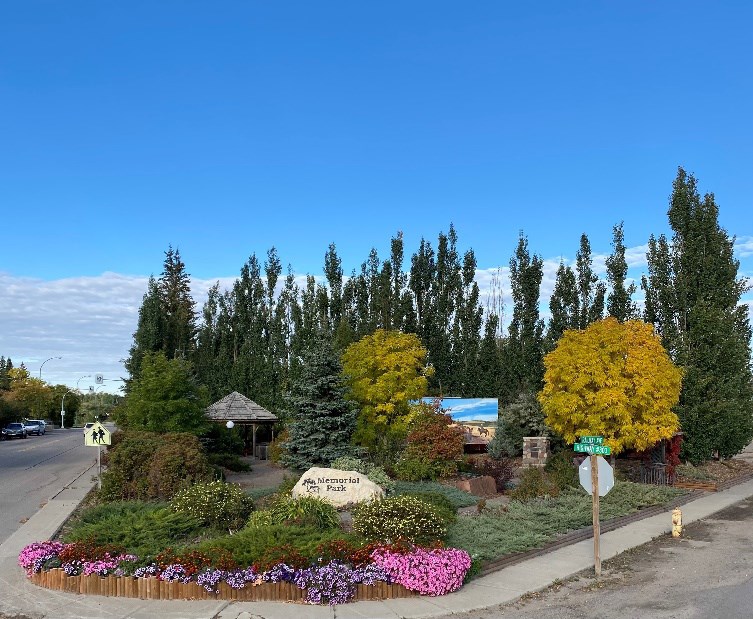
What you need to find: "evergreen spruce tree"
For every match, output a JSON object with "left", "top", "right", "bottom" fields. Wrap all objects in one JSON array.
[
  {"left": 605, "top": 222, "right": 637, "bottom": 322},
  {"left": 159, "top": 246, "right": 197, "bottom": 360},
  {"left": 642, "top": 167, "right": 753, "bottom": 462},
  {"left": 124, "top": 276, "right": 165, "bottom": 388},
  {"left": 0, "top": 356, "right": 11, "bottom": 391},
  {"left": 280, "top": 332, "right": 358, "bottom": 470}
]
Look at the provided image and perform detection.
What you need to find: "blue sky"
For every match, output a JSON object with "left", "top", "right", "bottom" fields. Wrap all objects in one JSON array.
[{"left": 1, "top": 2, "right": 751, "bottom": 392}]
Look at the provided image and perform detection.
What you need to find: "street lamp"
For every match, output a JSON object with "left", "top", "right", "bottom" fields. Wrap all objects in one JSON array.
[
  {"left": 39, "top": 356, "right": 62, "bottom": 380},
  {"left": 76, "top": 375, "right": 92, "bottom": 395}
]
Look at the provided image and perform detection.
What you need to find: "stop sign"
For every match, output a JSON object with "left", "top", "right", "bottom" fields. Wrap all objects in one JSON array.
[{"left": 579, "top": 456, "right": 615, "bottom": 496}]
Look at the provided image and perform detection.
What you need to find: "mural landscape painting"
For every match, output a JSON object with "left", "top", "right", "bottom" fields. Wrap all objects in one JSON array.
[{"left": 420, "top": 398, "right": 499, "bottom": 423}]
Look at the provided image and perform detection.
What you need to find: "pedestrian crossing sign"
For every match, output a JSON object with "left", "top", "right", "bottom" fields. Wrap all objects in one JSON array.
[{"left": 85, "top": 422, "right": 111, "bottom": 446}]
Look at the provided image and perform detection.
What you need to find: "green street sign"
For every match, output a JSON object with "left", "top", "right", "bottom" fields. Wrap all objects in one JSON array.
[
  {"left": 574, "top": 443, "right": 611, "bottom": 456},
  {"left": 579, "top": 436, "right": 604, "bottom": 445}
]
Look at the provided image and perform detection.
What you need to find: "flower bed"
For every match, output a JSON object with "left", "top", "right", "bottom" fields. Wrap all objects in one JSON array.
[{"left": 19, "top": 541, "right": 471, "bottom": 604}]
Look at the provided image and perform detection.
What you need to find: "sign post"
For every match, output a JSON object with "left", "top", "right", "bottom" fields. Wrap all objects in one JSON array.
[
  {"left": 590, "top": 453, "right": 600, "bottom": 577},
  {"left": 84, "top": 422, "right": 111, "bottom": 489},
  {"left": 575, "top": 437, "right": 614, "bottom": 578}
]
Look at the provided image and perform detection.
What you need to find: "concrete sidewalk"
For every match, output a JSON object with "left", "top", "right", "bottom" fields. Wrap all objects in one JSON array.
[{"left": 2, "top": 475, "right": 753, "bottom": 619}]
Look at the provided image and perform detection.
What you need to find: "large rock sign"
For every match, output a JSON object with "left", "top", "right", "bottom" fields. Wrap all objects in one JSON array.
[{"left": 292, "top": 467, "right": 385, "bottom": 507}]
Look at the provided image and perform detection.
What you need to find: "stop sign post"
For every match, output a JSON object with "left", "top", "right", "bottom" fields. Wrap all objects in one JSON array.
[
  {"left": 579, "top": 456, "right": 615, "bottom": 496},
  {"left": 575, "top": 441, "right": 614, "bottom": 578}
]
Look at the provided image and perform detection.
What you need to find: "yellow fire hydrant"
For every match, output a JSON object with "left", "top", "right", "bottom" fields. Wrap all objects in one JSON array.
[{"left": 672, "top": 507, "right": 683, "bottom": 537}]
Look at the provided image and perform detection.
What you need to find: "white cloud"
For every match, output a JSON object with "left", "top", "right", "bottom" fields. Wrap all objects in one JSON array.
[
  {"left": 735, "top": 236, "right": 753, "bottom": 258},
  {"left": 1, "top": 241, "right": 750, "bottom": 392}
]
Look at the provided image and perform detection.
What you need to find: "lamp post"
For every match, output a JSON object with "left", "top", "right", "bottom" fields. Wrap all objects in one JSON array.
[
  {"left": 39, "top": 356, "right": 62, "bottom": 380},
  {"left": 61, "top": 390, "right": 73, "bottom": 429}
]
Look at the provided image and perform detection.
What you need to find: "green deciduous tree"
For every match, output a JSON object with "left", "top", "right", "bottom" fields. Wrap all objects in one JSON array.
[
  {"left": 539, "top": 318, "right": 682, "bottom": 455},
  {"left": 605, "top": 222, "right": 637, "bottom": 322},
  {"left": 545, "top": 261, "right": 579, "bottom": 351},
  {"left": 575, "top": 233, "right": 606, "bottom": 328},
  {"left": 119, "top": 351, "right": 209, "bottom": 434},
  {"left": 642, "top": 168, "right": 753, "bottom": 462},
  {"left": 280, "top": 333, "right": 358, "bottom": 470},
  {"left": 501, "top": 233, "right": 545, "bottom": 404}
]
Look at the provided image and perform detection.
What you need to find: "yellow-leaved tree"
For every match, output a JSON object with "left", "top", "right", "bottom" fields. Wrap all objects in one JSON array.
[
  {"left": 538, "top": 317, "right": 682, "bottom": 455},
  {"left": 341, "top": 329, "right": 432, "bottom": 464}
]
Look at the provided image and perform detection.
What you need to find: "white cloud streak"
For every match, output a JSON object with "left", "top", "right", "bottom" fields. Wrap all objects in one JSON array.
[{"left": 1, "top": 242, "right": 750, "bottom": 392}]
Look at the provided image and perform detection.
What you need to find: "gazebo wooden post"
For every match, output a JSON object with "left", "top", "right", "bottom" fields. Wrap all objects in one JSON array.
[{"left": 252, "top": 424, "right": 257, "bottom": 460}]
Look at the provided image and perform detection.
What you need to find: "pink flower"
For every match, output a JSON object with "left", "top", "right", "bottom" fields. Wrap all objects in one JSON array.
[{"left": 370, "top": 547, "right": 472, "bottom": 596}]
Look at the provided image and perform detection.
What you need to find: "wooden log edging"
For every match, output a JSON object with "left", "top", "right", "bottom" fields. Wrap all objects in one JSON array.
[{"left": 28, "top": 569, "right": 416, "bottom": 602}]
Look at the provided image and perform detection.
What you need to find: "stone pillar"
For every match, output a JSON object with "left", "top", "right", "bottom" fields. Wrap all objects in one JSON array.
[{"left": 522, "top": 436, "right": 550, "bottom": 468}]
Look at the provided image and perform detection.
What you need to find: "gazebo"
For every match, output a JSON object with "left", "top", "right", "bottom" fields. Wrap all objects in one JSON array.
[{"left": 205, "top": 391, "right": 278, "bottom": 459}]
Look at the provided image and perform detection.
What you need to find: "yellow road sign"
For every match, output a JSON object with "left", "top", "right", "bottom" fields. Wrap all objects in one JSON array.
[{"left": 84, "top": 422, "right": 111, "bottom": 446}]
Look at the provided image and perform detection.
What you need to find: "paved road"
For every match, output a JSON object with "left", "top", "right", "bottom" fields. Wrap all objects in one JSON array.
[
  {"left": 0, "top": 428, "right": 96, "bottom": 544},
  {"left": 441, "top": 497, "right": 753, "bottom": 619}
]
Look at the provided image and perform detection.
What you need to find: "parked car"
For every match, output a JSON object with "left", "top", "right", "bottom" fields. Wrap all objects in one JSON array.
[
  {"left": 83, "top": 422, "right": 95, "bottom": 433},
  {"left": 2, "top": 423, "right": 28, "bottom": 440},
  {"left": 24, "top": 420, "right": 46, "bottom": 436}
]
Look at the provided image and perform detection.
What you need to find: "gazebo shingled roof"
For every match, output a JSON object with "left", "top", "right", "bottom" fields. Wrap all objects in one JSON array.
[{"left": 205, "top": 391, "right": 278, "bottom": 423}]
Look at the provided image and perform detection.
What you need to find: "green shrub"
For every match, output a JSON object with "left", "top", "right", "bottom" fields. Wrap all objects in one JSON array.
[
  {"left": 330, "top": 456, "right": 395, "bottom": 493},
  {"left": 147, "top": 435, "right": 213, "bottom": 499},
  {"left": 267, "top": 495, "right": 340, "bottom": 530},
  {"left": 351, "top": 495, "right": 447, "bottom": 545},
  {"left": 207, "top": 452, "right": 251, "bottom": 472},
  {"left": 471, "top": 457, "right": 516, "bottom": 492},
  {"left": 544, "top": 450, "right": 579, "bottom": 491},
  {"left": 394, "top": 453, "right": 446, "bottom": 481},
  {"left": 100, "top": 431, "right": 213, "bottom": 502},
  {"left": 402, "top": 492, "right": 457, "bottom": 524},
  {"left": 391, "top": 480, "right": 478, "bottom": 508},
  {"left": 246, "top": 487, "right": 279, "bottom": 502},
  {"left": 275, "top": 474, "right": 299, "bottom": 497},
  {"left": 171, "top": 481, "right": 254, "bottom": 530},
  {"left": 191, "top": 524, "right": 351, "bottom": 569},
  {"left": 508, "top": 467, "right": 560, "bottom": 502},
  {"left": 63, "top": 501, "right": 204, "bottom": 557},
  {"left": 488, "top": 392, "right": 549, "bottom": 458}
]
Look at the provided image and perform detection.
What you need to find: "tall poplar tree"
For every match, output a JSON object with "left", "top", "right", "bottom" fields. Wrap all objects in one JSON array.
[
  {"left": 642, "top": 167, "right": 753, "bottom": 462},
  {"left": 605, "top": 222, "right": 637, "bottom": 322},
  {"left": 501, "top": 233, "right": 545, "bottom": 403},
  {"left": 575, "top": 234, "right": 606, "bottom": 328},
  {"left": 545, "top": 261, "right": 578, "bottom": 351}
]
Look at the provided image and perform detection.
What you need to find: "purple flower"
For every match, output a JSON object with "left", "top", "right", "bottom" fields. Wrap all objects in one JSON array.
[
  {"left": 262, "top": 563, "right": 298, "bottom": 583},
  {"left": 133, "top": 563, "right": 160, "bottom": 578},
  {"left": 225, "top": 567, "right": 257, "bottom": 589},
  {"left": 197, "top": 569, "right": 226, "bottom": 593},
  {"left": 62, "top": 561, "right": 83, "bottom": 576},
  {"left": 160, "top": 564, "right": 191, "bottom": 583}
]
